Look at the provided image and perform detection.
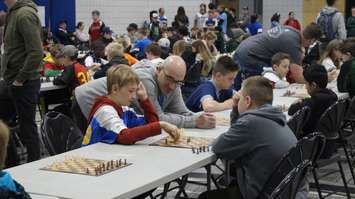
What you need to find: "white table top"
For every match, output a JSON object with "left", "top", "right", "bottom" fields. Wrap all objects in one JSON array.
[
  {"left": 40, "top": 82, "right": 66, "bottom": 92},
  {"left": 6, "top": 126, "right": 228, "bottom": 199}
]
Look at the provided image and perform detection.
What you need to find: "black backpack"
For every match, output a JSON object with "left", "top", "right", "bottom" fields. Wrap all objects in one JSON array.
[{"left": 317, "top": 11, "right": 338, "bottom": 42}]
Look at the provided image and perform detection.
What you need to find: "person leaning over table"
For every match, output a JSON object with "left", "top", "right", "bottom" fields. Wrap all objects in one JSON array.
[{"left": 73, "top": 56, "right": 216, "bottom": 134}]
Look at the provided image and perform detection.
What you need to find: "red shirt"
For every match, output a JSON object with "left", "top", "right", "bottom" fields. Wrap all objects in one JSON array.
[
  {"left": 284, "top": 19, "right": 301, "bottom": 31},
  {"left": 89, "top": 20, "right": 104, "bottom": 42},
  {"left": 74, "top": 63, "right": 91, "bottom": 86}
]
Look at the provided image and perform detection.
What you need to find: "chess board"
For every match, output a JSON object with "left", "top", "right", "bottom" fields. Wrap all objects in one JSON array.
[
  {"left": 216, "top": 117, "right": 230, "bottom": 126},
  {"left": 41, "top": 156, "right": 132, "bottom": 176},
  {"left": 282, "top": 90, "right": 310, "bottom": 99},
  {"left": 150, "top": 136, "right": 214, "bottom": 149}
]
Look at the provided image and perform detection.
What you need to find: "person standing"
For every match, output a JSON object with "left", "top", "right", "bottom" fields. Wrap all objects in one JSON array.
[
  {"left": 1, "top": 0, "right": 43, "bottom": 162},
  {"left": 194, "top": 3, "right": 208, "bottom": 28},
  {"left": 284, "top": 11, "right": 301, "bottom": 31},
  {"left": 88, "top": 10, "right": 105, "bottom": 43},
  {"left": 346, "top": 6, "right": 355, "bottom": 38}
]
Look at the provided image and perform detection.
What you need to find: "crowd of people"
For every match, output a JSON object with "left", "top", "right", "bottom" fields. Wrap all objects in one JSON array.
[{"left": 1, "top": 0, "right": 355, "bottom": 198}]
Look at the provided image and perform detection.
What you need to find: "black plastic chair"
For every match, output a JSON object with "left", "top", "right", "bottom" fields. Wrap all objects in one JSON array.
[
  {"left": 287, "top": 106, "right": 311, "bottom": 139},
  {"left": 41, "top": 111, "right": 83, "bottom": 156},
  {"left": 312, "top": 100, "right": 352, "bottom": 199},
  {"left": 258, "top": 133, "right": 326, "bottom": 199},
  {"left": 341, "top": 97, "right": 355, "bottom": 161},
  {"left": 269, "top": 160, "right": 312, "bottom": 199}
]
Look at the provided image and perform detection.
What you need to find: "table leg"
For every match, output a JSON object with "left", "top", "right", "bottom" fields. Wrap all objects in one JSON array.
[{"left": 205, "top": 164, "right": 211, "bottom": 191}]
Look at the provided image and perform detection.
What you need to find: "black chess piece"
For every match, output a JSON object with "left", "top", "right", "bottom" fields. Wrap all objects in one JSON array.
[
  {"left": 124, "top": 159, "right": 127, "bottom": 165},
  {"left": 192, "top": 147, "right": 195, "bottom": 153},
  {"left": 115, "top": 160, "right": 119, "bottom": 168}
]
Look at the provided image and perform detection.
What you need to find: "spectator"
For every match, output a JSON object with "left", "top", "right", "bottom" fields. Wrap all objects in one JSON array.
[
  {"left": 75, "top": 21, "right": 90, "bottom": 43},
  {"left": 246, "top": 14, "right": 263, "bottom": 36},
  {"left": 56, "top": 20, "right": 75, "bottom": 45},
  {"left": 158, "top": 8, "right": 168, "bottom": 28},
  {"left": 204, "top": 31, "right": 218, "bottom": 56},
  {"left": 89, "top": 10, "right": 105, "bottom": 43},
  {"left": 131, "top": 28, "right": 152, "bottom": 60},
  {"left": 270, "top": 12, "right": 281, "bottom": 28},
  {"left": 167, "top": 27, "right": 182, "bottom": 50},
  {"left": 239, "top": 6, "right": 250, "bottom": 30},
  {"left": 225, "top": 28, "right": 247, "bottom": 53},
  {"left": 97, "top": 26, "right": 114, "bottom": 47},
  {"left": 126, "top": 23, "right": 138, "bottom": 44},
  {"left": 205, "top": 10, "right": 218, "bottom": 30},
  {"left": 347, "top": 6, "right": 355, "bottom": 38},
  {"left": 1, "top": 0, "right": 43, "bottom": 162},
  {"left": 194, "top": 3, "right": 208, "bottom": 28},
  {"left": 216, "top": 5, "right": 228, "bottom": 35},
  {"left": 172, "top": 40, "right": 189, "bottom": 56},
  {"left": 284, "top": 11, "right": 301, "bottom": 31},
  {"left": 149, "top": 12, "right": 161, "bottom": 42},
  {"left": 174, "top": 6, "right": 189, "bottom": 28},
  {"left": 317, "top": 0, "right": 347, "bottom": 53},
  {"left": 158, "top": 37, "right": 170, "bottom": 59}
]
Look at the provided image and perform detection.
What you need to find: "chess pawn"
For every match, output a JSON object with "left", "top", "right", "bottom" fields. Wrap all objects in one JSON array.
[
  {"left": 46, "top": 76, "right": 50, "bottom": 82},
  {"left": 192, "top": 147, "right": 195, "bottom": 154},
  {"left": 86, "top": 168, "right": 90, "bottom": 174},
  {"left": 119, "top": 159, "right": 122, "bottom": 166},
  {"left": 124, "top": 159, "right": 127, "bottom": 165},
  {"left": 115, "top": 160, "right": 119, "bottom": 168}
]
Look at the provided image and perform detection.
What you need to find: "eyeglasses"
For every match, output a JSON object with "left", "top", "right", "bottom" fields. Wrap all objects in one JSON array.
[{"left": 163, "top": 70, "right": 184, "bottom": 87}]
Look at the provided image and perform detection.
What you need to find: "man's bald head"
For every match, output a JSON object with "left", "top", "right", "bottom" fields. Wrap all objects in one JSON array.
[{"left": 162, "top": 55, "right": 186, "bottom": 81}]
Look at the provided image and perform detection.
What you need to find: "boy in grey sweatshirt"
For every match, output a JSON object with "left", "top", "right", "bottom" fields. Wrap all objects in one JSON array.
[{"left": 199, "top": 76, "right": 297, "bottom": 199}]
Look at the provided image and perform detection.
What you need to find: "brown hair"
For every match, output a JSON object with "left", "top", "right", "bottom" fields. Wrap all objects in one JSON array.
[
  {"left": 105, "top": 42, "right": 124, "bottom": 60},
  {"left": 0, "top": 121, "right": 9, "bottom": 169},
  {"left": 319, "top": 39, "right": 342, "bottom": 64},
  {"left": 172, "top": 40, "right": 189, "bottom": 56},
  {"left": 271, "top": 52, "right": 291, "bottom": 65},
  {"left": 213, "top": 55, "right": 240, "bottom": 75},
  {"left": 145, "top": 43, "right": 162, "bottom": 57},
  {"left": 242, "top": 76, "right": 273, "bottom": 106},
  {"left": 204, "top": 31, "right": 217, "bottom": 41},
  {"left": 340, "top": 38, "right": 355, "bottom": 57},
  {"left": 107, "top": 65, "right": 140, "bottom": 94},
  {"left": 303, "top": 23, "right": 322, "bottom": 40}
]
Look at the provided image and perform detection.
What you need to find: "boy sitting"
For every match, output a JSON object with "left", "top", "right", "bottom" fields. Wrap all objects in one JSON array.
[
  {"left": 262, "top": 52, "right": 290, "bottom": 89},
  {"left": 186, "top": 56, "right": 240, "bottom": 113},
  {"left": 0, "top": 121, "right": 31, "bottom": 198},
  {"left": 199, "top": 76, "right": 297, "bottom": 199},
  {"left": 42, "top": 44, "right": 65, "bottom": 77},
  {"left": 54, "top": 45, "right": 91, "bottom": 92},
  {"left": 338, "top": 38, "right": 355, "bottom": 97},
  {"left": 82, "top": 65, "right": 180, "bottom": 146},
  {"left": 288, "top": 64, "right": 337, "bottom": 157}
]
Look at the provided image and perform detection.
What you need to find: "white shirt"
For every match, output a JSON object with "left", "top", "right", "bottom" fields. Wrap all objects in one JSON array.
[
  {"left": 75, "top": 29, "right": 89, "bottom": 42},
  {"left": 321, "top": 57, "right": 337, "bottom": 72}
]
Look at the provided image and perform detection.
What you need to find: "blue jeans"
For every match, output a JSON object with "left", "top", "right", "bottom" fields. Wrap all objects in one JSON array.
[{"left": 233, "top": 54, "right": 264, "bottom": 90}]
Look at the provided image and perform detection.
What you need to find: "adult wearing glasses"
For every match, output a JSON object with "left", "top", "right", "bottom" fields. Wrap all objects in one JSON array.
[{"left": 73, "top": 56, "right": 216, "bottom": 134}]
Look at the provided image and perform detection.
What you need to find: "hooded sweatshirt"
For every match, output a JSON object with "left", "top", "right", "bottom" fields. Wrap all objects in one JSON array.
[
  {"left": 1, "top": 0, "right": 43, "bottom": 84},
  {"left": 0, "top": 171, "right": 31, "bottom": 199},
  {"left": 262, "top": 67, "right": 289, "bottom": 89},
  {"left": 213, "top": 104, "right": 297, "bottom": 199},
  {"left": 317, "top": 6, "right": 347, "bottom": 40}
]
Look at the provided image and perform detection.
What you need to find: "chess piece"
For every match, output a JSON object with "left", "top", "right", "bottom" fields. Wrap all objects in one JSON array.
[
  {"left": 46, "top": 76, "right": 50, "bottom": 82},
  {"left": 106, "top": 162, "right": 110, "bottom": 170},
  {"left": 165, "top": 138, "right": 168, "bottom": 144},
  {"left": 207, "top": 146, "right": 210, "bottom": 152},
  {"left": 199, "top": 147, "right": 202, "bottom": 152},
  {"left": 203, "top": 146, "right": 206, "bottom": 152},
  {"left": 187, "top": 137, "right": 191, "bottom": 143},
  {"left": 111, "top": 160, "right": 114, "bottom": 169},
  {"left": 124, "top": 159, "right": 127, "bottom": 165},
  {"left": 119, "top": 159, "right": 122, "bottom": 166},
  {"left": 192, "top": 147, "right": 195, "bottom": 153},
  {"left": 86, "top": 168, "right": 89, "bottom": 174},
  {"left": 196, "top": 150, "right": 199, "bottom": 154}
]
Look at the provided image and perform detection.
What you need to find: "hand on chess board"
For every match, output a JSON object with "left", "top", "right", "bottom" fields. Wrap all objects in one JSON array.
[
  {"left": 160, "top": 121, "right": 180, "bottom": 142},
  {"left": 196, "top": 113, "right": 216, "bottom": 129}
]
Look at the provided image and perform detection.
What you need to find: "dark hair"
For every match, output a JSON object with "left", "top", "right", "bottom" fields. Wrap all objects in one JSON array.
[
  {"left": 145, "top": 43, "right": 162, "bottom": 57},
  {"left": 208, "top": 3, "right": 216, "bottom": 10},
  {"left": 250, "top": 14, "right": 258, "bottom": 23},
  {"left": 200, "top": 3, "right": 206, "bottom": 9},
  {"left": 326, "top": 0, "right": 336, "bottom": 6},
  {"left": 340, "top": 38, "right": 355, "bottom": 57},
  {"left": 242, "top": 76, "right": 273, "bottom": 106},
  {"left": 271, "top": 52, "right": 290, "bottom": 65},
  {"left": 178, "top": 26, "right": 189, "bottom": 36},
  {"left": 76, "top": 21, "right": 84, "bottom": 29},
  {"left": 288, "top": 11, "right": 294, "bottom": 16},
  {"left": 92, "top": 10, "right": 100, "bottom": 16},
  {"left": 150, "top": 10, "right": 158, "bottom": 18},
  {"left": 59, "top": 20, "right": 67, "bottom": 26},
  {"left": 303, "top": 64, "right": 328, "bottom": 88},
  {"left": 159, "top": 8, "right": 164, "bottom": 13},
  {"left": 271, "top": 13, "right": 280, "bottom": 22},
  {"left": 127, "top": 23, "right": 138, "bottom": 32},
  {"left": 303, "top": 23, "right": 322, "bottom": 40},
  {"left": 213, "top": 55, "right": 240, "bottom": 75},
  {"left": 177, "top": 6, "right": 186, "bottom": 16}
]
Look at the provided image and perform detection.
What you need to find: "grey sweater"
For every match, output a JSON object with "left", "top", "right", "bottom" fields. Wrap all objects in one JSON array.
[
  {"left": 213, "top": 104, "right": 297, "bottom": 199},
  {"left": 74, "top": 67, "right": 199, "bottom": 128}
]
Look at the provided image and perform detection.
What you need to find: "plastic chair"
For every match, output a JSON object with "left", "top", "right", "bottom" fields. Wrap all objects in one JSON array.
[
  {"left": 41, "top": 111, "right": 83, "bottom": 156},
  {"left": 287, "top": 106, "right": 311, "bottom": 139}
]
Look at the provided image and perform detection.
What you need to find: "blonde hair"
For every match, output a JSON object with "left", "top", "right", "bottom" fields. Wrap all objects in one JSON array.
[
  {"left": 105, "top": 42, "right": 124, "bottom": 61},
  {"left": 0, "top": 121, "right": 9, "bottom": 169},
  {"left": 242, "top": 76, "right": 273, "bottom": 106},
  {"left": 192, "top": 40, "right": 215, "bottom": 76},
  {"left": 107, "top": 65, "right": 140, "bottom": 94},
  {"left": 204, "top": 31, "right": 217, "bottom": 41},
  {"left": 116, "top": 35, "right": 131, "bottom": 50},
  {"left": 319, "top": 39, "right": 342, "bottom": 65},
  {"left": 172, "top": 40, "right": 189, "bottom": 56}
]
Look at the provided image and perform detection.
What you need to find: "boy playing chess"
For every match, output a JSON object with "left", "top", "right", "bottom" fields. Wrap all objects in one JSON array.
[
  {"left": 186, "top": 56, "right": 240, "bottom": 112},
  {"left": 262, "top": 52, "right": 291, "bottom": 89},
  {"left": 0, "top": 121, "right": 31, "bottom": 198},
  {"left": 82, "top": 65, "right": 180, "bottom": 146}
]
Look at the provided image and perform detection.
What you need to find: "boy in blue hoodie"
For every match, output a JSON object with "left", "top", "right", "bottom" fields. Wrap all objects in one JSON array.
[
  {"left": 199, "top": 76, "right": 297, "bottom": 199},
  {"left": 0, "top": 121, "right": 31, "bottom": 199}
]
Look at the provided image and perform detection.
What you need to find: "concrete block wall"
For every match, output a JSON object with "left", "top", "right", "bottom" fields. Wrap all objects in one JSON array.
[{"left": 76, "top": 0, "right": 210, "bottom": 35}]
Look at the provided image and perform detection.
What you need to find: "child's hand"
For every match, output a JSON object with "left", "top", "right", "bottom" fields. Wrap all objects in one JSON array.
[
  {"left": 160, "top": 121, "right": 180, "bottom": 141},
  {"left": 137, "top": 82, "right": 148, "bottom": 101}
]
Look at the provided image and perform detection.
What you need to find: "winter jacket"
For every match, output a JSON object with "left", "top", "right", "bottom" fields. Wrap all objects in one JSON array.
[{"left": 1, "top": 0, "right": 43, "bottom": 84}]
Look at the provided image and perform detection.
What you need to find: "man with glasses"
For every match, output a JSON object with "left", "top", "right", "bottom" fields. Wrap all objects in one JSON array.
[{"left": 74, "top": 56, "right": 216, "bottom": 132}]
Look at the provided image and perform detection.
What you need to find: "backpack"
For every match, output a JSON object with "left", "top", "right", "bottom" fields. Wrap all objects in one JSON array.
[{"left": 317, "top": 11, "right": 338, "bottom": 42}]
